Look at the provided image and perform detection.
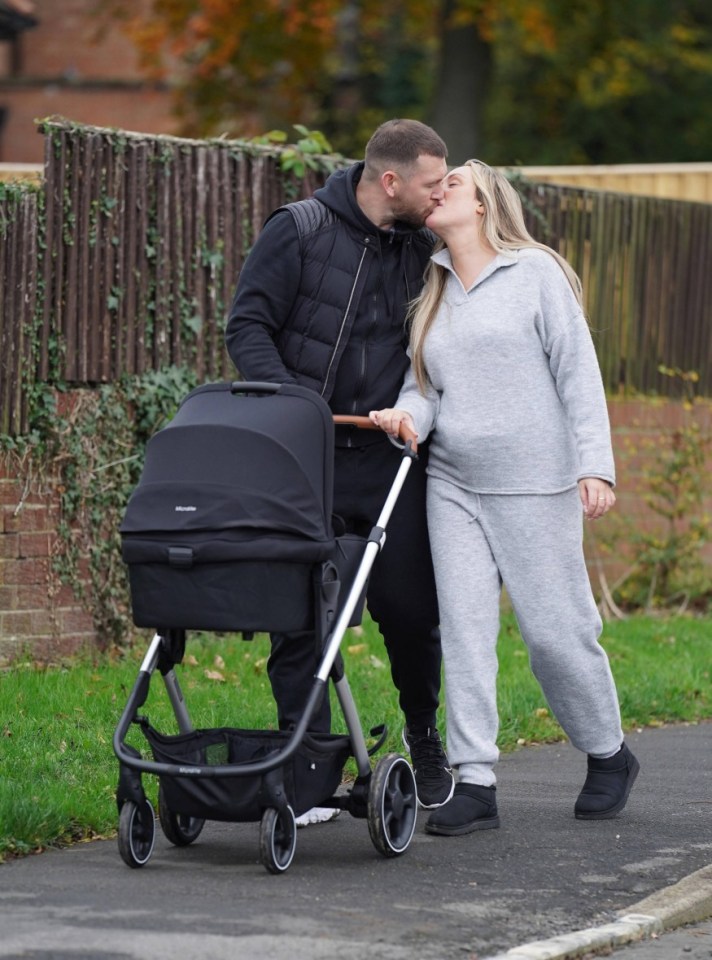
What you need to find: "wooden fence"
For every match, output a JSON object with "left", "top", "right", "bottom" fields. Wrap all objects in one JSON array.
[
  {"left": 0, "top": 182, "right": 40, "bottom": 435},
  {"left": 1, "top": 120, "right": 711, "bottom": 436},
  {"left": 515, "top": 162, "right": 712, "bottom": 203},
  {"left": 39, "top": 121, "right": 327, "bottom": 387},
  {"left": 517, "top": 181, "right": 712, "bottom": 397}
]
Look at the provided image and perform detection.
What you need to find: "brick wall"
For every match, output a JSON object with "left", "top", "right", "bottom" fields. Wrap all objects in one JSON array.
[
  {"left": 0, "top": 86, "right": 179, "bottom": 163},
  {"left": 0, "top": 0, "right": 180, "bottom": 163},
  {"left": 0, "top": 395, "right": 709, "bottom": 664},
  {"left": 0, "top": 455, "right": 94, "bottom": 664},
  {"left": 585, "top": 397, "right": 712, "bottom": 593},
  {"left": 609, "top": 397, "right": 711, "bottom": 541}
]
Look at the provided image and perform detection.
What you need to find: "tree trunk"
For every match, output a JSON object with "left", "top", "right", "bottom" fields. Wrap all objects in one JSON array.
[{"left": 428, "top": 0, "right": 492, "bottom": 165}]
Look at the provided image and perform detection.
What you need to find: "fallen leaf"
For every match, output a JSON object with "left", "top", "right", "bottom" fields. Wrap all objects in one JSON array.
[
  {"left": 347, "top": 643, "right": 367, "bottom": 655},
  {"left": 204, "top": 669, "right": 225, "bottom": 682}
]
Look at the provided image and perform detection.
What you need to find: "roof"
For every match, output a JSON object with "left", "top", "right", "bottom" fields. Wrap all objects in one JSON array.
[{"left": 0, "top": 0, "right": 38, "bottom": 40}]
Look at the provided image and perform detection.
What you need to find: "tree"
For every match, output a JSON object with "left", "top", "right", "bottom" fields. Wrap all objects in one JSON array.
[
  {"left": 94, "top": 0, "right": 341, "bottom": 136},
  {"left": 429, "top": 0, "right": 493, "bottom": 162},
  {"left": 94, "top": 0, "right": 712, "bottom": 164},
  {"left": 484, "top": 0, "right": 712, "bottom": 163}
]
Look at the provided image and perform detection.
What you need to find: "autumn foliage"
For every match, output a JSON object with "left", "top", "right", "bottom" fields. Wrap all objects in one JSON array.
[{"left": 94, "top": 0, "right": 712, "bottom": 163}]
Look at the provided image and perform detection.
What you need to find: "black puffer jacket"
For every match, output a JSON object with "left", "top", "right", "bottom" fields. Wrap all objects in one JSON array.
[{"left": 225, "top": 162, "right": 435, "bottom": 416}]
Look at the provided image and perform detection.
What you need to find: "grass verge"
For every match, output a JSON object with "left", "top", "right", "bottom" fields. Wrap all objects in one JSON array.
[{"left": 1, "top": 612, "right": 709, "bottom": 861}]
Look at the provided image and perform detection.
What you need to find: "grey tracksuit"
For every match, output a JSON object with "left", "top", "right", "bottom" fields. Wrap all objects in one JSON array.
[{"left": 397, "top": 247, "right": 624, "bottom": 785}]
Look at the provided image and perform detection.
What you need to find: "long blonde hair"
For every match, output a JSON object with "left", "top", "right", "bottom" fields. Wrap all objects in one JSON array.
[{"left": 410, "top": 159, "right": 583, "bottom": 393}]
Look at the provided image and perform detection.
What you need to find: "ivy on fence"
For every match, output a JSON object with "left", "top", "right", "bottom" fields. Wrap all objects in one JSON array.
[
  {"left": 1, "top": 121, "right": 345, "bottom": 646},
  {"left": 1, "top": 120, "right": 711, "bottom": 647}
]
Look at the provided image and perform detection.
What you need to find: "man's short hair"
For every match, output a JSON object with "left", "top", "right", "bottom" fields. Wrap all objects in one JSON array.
[{"left": 364, "top": 119, "right": 447, "bottom": 178}]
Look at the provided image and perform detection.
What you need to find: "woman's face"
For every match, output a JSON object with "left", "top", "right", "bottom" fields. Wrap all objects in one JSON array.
[{"left": 426, "top": 165, "right": 482, "bottom": 233}]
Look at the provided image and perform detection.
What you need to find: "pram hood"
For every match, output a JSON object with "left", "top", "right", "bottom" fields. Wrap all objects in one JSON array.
[{"left": 121, "top": 382, "right": 336, "bottom": 563}]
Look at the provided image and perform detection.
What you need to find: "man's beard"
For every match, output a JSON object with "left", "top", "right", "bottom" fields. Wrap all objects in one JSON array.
[{"left": 392, "top": 203, "right": 429, "bottom": 229}]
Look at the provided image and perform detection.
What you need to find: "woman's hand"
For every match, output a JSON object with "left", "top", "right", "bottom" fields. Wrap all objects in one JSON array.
[
  {"left": 579, "top": 478, "right": 616, "bottom": 520},
  {"left": 369, "top": 408, "right": 417, "bottom": 440}
]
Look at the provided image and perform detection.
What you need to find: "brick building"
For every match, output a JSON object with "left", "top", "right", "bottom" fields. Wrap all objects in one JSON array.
[{"left": 0, "top": 0, "right": 179, "bottom": 163}]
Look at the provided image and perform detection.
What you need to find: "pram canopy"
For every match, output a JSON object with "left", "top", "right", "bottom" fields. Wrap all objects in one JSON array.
[
  {"left": 120, "top": 381, "right": 368, "bottom": 632},
  {"left": 121, "top": 382, "right": 336, "bottom": 564}
]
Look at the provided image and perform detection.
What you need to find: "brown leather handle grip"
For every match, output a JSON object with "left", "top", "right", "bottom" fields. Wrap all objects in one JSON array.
[{"left": 333, "top": 414, "right": 418, "bottom": 455}]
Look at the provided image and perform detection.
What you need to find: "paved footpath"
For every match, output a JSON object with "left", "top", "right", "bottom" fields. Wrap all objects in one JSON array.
[
  {"left": 1, "top": 723, "right": 710, "bottom": 960},
  {"left": 607, "top": 919, "right": 712, "bottom": 960}
]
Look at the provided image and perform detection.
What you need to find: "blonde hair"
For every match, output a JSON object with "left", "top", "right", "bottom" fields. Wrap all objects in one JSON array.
[{"left": 409, "top": 159, "right": 583, "bottom": 393}]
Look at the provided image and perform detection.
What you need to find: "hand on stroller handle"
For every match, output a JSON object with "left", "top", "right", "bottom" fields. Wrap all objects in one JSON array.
[
  {"left": 332, "top": 414, "right": 418, "bottom": 454},
  {"left": 225, "top": 383, "right": 418, "bottom": 453}
]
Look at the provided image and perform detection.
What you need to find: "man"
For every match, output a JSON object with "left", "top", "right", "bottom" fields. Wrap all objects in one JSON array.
[{"left": 225, "top": 118, "right": 453, "bottom": 820}]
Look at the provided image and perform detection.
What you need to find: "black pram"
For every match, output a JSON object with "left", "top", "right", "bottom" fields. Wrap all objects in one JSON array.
[{"left": 113, "top": 381, "right": 419, "bottom": 872}]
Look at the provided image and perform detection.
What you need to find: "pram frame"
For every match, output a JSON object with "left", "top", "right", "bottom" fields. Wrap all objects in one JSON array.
[{"left": 113, "top": 386, "right": 420, "bottom": 872}]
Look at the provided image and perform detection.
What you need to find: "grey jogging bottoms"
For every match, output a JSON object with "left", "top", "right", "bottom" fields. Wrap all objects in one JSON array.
[{"left": 427, "top": 478, "right": 624, "bottom": 787}]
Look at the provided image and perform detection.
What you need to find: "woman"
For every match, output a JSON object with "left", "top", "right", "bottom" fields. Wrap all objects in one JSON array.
[{"left": 370, "top": 160, "right": 639, "bottom": 837}]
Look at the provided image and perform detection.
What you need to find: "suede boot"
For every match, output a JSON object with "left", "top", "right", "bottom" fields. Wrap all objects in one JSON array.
[
  {"left": 425, "top": 782, "right": 500, "bottom": 836},
  {"left": 575, "top": 743, "right": 640, "bottom": 820}
]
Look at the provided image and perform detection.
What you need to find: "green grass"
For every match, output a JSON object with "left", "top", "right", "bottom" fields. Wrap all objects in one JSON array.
[{"left": 1, "top": 612, "right": 710, "bottom": 860}]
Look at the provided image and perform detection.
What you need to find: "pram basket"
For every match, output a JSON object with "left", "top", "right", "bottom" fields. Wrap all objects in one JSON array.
[{"left": 113, "top": 381, "right": 420, "bottom": 873}]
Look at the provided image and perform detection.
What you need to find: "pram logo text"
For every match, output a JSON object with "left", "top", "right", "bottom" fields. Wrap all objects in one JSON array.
[
  {"left": 178, "top": 766, "right": 202, "bottom": 774},
  {"left": 175, "top": 505, "right": 197, "bottom": 511}
]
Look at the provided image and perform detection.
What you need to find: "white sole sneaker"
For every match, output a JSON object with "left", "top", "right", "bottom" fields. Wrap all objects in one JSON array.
[
  {"left": 295, "top": 806, "right": 341, "bottom": 828},
  {"left": 402, "top": 726, "right": 456, "bottom": 810}
]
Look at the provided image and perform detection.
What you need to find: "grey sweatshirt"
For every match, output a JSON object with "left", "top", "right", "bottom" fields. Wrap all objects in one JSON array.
[{"left": 396, "top": 246, "right": 615, "bottom": 494}]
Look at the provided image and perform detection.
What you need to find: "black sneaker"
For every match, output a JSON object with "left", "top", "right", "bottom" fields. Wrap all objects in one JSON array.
[{"left": 402, "top": 726, "right": 455, "bottom": 809}]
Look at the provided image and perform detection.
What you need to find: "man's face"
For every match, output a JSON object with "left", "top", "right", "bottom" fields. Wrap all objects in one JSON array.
[{"left": 390, "top": 154, "right": 448, "bottom": 228}]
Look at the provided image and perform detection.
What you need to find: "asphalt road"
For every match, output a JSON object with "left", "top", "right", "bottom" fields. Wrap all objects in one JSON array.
[{"left": 2, "top": 723, "right": 711, "bottom": 959}]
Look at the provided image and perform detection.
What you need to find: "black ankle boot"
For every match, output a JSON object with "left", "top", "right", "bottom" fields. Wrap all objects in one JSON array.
[
  {"left": 425, "top": 782, "right": 500, "bottom": 836},
  {"left": 575, "top": 743, "right": 640, "bottom": 820}
]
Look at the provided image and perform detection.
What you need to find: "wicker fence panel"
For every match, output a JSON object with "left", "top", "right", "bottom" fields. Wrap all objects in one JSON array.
[
  {"left": 40, "top": 122, "right": 330, "bottom": 386},
  {"left": 0, "top": 185, "right": 39, "bottom": 435},
  {"left": 31, "top": 123, "right": 712, "bottom": 397},
  {"left": 1, "top": 123, "right": 712, "bottom": 438},
  {"left": 518, "top": 182, "right": 712, "bottom": 395}
]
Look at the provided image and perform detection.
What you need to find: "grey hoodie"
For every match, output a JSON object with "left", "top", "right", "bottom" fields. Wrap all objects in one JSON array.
[{"left": 396, "top": 246, "right": 615, "bottom": 494}]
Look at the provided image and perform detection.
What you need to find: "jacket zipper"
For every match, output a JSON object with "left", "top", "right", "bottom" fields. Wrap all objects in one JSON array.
[
  {"left": 321, "top": 243, "right": 369, "bottom": 399},
  {"left": 351, "top": 292, "right": 378, "bottom": 415}
]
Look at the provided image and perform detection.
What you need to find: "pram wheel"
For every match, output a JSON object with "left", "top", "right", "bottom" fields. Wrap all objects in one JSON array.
[
  {"left": 259, "top": 805, "right": 297, "bottom": 874},
  {"left": 158, "top": 783, "right": 205, "bottom": 846},
  {"left": 118, "top": 798, "right": 156, "bottom": 868},
  {"left": 367, "top": 754, "right": 417, "bottom": 858}
]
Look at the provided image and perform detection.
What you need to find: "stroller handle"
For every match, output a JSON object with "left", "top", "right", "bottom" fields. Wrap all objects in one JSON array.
[
  {"left": 333, "top": 415, "right": 418, "bottom": 455},
  {"left": 229, "top": 381, "right": 281, "bottom": 394}
]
